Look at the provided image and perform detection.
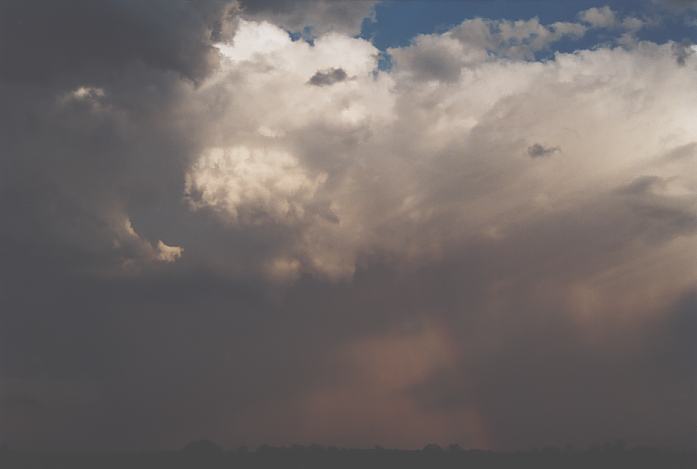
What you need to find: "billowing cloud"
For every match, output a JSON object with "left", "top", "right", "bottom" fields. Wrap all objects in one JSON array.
[
  {"left": 389, "top": 17, "right": 587, "bottom": 83},
  {"left": 185, "top": 146, "right": 327, "bottom": 223},
  {"left": 189, "top": 19, "right": 696, "bottom": 283},
  {"left": 579, "top": 6, "right": 618, "bottom": 28},
  {"left": 156, "top": 241, "right": 183, "bottom": 263},
  {"left": 0, "top": 1, "right": 695, "bottom": 452}
]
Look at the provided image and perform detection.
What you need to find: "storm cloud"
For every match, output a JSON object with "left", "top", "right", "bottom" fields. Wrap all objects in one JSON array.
[{"left": 0, "top": 0, "right": 695, "bottom": 452}]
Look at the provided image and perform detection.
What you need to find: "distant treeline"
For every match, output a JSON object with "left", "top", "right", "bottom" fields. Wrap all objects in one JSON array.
[{"left": 1, "top": 440, "right": 695, "bottom": 468}]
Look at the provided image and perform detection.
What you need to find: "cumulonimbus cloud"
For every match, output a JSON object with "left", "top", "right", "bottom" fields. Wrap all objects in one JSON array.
[
  {"left": 0, "top": 1, "right": 695, "bottom": 451},
  {"left": 181, "top": 18, "right": 696, "bottom": 285}
]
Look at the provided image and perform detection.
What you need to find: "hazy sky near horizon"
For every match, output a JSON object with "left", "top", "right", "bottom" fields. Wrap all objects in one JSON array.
[{"left": 0, "top": 0, "right": 696, "bottom": 451}]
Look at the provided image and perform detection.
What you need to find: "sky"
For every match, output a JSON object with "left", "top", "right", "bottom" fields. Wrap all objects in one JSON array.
[{"left": 0, "top": 0, "right": 696, "bottom": 452}]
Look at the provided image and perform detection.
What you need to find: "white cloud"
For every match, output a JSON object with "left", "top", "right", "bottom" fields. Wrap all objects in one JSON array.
[
  {"left": 182, "top": 20, "right": 697, "bottom": 286},
  {"left": 215, "top": 20, "right": 291, "bottom": 62},
  {"left": 622, "top": 16, "right": 645, "bottom": 32},
  {"left": 59, "top": 86, "right": 106, "bottom": 106},
  {"left": 185, "top": 146, "right": 327, "bottom": 224},
  {"left": 216, "top": 19, "right": 380, "bottom": 78},
  {"left": 387, "top": 17, "right": 589, "bottom": 83},
  {"left": 579, "top": 6, "right": 618, "bottom": 28},
  {"left": 156, "top": 240, "right": 183, "bottom": 263},
  {"left": 114, "top": 218, "right": 183, "bottom": 268},
  {"left": 73, "top": 86, "right": 105, "bottom": 99}
]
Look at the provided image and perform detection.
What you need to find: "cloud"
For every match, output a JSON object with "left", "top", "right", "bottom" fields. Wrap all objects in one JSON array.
[
  {"left": 185, "top": 146, "right": 327, "bottom": 224},
  {"left": 672, "top": 40, "right": 695, "bottom": 65},
  {"left": 66, "top": 86, "right": 106, "bottom": 101},
  {"left": 0, "top": 3, "right": 695, "bottom": 451},
  {"left": 389, "top": 17, "right": 588, "bottom": 82},
  {"left": 579, "top": 6, "right": 617, "bottom": 28},
  {"left": 155, "top": 241, "right": 183, "bottom": 263},
  {"left": 527, "top": 143, "right": 560, "bottom": 158},
  {"left": 1, "top": 393, "right": 43, "bottom": 411},
  {"left": 0, "top": 0, "right": 235, "bottom": 83},
  {"left": 308, "top": 67, "right": 349, "bottom": 86},
  {"left": 179, "top": 22, "right": 696, "bottom": 448},
  {"left": 621, "top": 16, "right": 645, "bottom": 32},
  {"left": 192, "top": 19, "right": 697, "bottom": 281},
  {"left": 617, "top": 175, "right": 697, "bottom": 241}
]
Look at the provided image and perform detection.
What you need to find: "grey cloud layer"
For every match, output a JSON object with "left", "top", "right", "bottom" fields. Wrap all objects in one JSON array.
[{"left": 0, "top": 1, "right": 695, "bottom": 451}]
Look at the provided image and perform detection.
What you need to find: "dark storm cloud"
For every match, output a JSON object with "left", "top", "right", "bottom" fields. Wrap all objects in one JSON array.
[
  {"left": 0, "top": 0, "right": 695, "bottom": 453},
  {"left": 0, "top": 393, "right": 43, "bottom": 411},
  {"left": 408, "top": 292, "right": 697, "bottom": 449},
  {"left": 0, "top": 1, "right": 237, "bottom": 422},
  {"left": 401, "top": 201, "right": 697, "bottom": 449},
  {"left": 0, "top": 0, "right": 233, "bottom": 83},
  {"left": 308, "top": 68, "right": 349, "bottom": 86},
  {"left": 2, "top": 0, "right": 361, "bottom": 451},
  {"left": 0, "top": 0, "right": 238, "bottom": 283}
]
